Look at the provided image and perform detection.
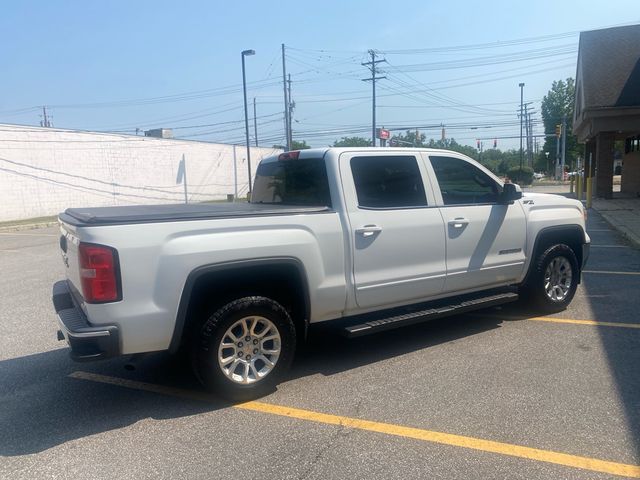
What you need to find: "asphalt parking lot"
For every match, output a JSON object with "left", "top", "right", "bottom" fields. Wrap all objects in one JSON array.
[{"left": 1, "top": 211, "right": 639, "bottom": 479}]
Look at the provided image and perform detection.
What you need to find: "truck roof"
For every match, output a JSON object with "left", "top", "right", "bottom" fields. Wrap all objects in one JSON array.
[{"left": 260, "top": 147, "right": 472, "bottom": 163}]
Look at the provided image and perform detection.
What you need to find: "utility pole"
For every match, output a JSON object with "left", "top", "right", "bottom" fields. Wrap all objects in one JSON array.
[
  {"left": 362, "top": 50, "right": 386, "bottom": 147},
  {"left": 561, "top": 115, "right": 567, "bottom": 176},
  {"left": 518, "top": 83, "right": 525, "bottom": 173},
  {"left": 287, "top": 74, "right": 294, "bottom": 148},
  {"left": 524, "top": 103, "right": 529, "bottom": 168},
  {"left": 232, "top": 145, "right": 238, "bottom": 202},
  {"left": 528, "top": 111, "right": 534, "bottom": 167},
  {"left": 241, "top": 49, "right": 255, "bottom": 197},
  {"left": 253, "top": 97, "right": 258, "bottom": 147},
  {"left": 40, "top": 106, "right": 52, "bottom": 127},
  {"left": 556, "top": 127, "right": 562, "bottom": 180},
  {"left": 281, "top": 44, "right": 290, "bottom": 151}
]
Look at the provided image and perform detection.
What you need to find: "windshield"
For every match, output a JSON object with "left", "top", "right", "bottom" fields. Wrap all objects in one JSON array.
[{"left": 251, "top": 158, "right": 331, "bottom": 207}]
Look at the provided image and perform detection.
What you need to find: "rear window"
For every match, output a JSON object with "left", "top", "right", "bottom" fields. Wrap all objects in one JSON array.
[{"left": 251, "top": 157, "right": 331, "bottom": 207}]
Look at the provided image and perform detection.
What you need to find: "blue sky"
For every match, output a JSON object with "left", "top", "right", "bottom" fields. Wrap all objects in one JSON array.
[{"left": 1, "top": 1, "right": 638, "bottom": 149}]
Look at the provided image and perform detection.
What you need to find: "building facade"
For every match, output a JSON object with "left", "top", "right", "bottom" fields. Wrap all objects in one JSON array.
[
  {"left": 0, "top": 124, "right": 281, "bottom": 222},
  {"left": 573, "top": 24, "right": 640, "bottom": 199}
]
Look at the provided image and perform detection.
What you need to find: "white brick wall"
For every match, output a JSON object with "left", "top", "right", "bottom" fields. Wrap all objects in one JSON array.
[{"left": 0, "top": 124, "right": 282, "bottom": 222}]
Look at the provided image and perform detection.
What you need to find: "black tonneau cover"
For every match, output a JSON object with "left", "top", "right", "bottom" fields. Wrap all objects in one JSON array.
[{"left": 60, "top": 203, "right": 331, "bottom": 226}]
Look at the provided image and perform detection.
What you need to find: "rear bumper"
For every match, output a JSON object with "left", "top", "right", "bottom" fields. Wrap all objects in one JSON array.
[{"left": 52, "top": 281, "right": 120, "bottom": 361}]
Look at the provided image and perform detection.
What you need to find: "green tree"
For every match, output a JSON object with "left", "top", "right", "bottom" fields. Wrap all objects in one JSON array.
[
  {"left": 478, "top": 148, "right": 520, "bottom": 174},
  {"left": 426, "top": 138, "right": 478, "bottom": 160},
  {"left": 273, "top": 140, "right": 311, "bottom": 150},
  {"left": 540, "top": 78, "right": 581, "bottom": 170},
  {"left": 333, "top": 136, "right": 372, "bottom": 147},
  {"left": 390, "top": 130, "right": 426, "bottom": 147}
]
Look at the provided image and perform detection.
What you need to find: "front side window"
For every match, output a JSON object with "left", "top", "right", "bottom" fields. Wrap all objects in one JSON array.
[
  {"left": 350, "top": 155, "right": 428, "bottom": 209},
  {"left": 251, "top": 157, "right": 331, "bottom": 207},
  {"left": 430, "top": 156, "right": 501, "bottom": 205}
]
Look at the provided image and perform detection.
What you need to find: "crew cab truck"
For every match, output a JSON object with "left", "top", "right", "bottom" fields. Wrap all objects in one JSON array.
[{"left": 52, "top": 148, "right": 590, "bottom": 400}]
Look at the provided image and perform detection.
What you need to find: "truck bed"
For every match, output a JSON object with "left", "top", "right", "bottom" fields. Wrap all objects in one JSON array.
[{"left": 59, "top": 202, "right": 331, "bottom": 226}]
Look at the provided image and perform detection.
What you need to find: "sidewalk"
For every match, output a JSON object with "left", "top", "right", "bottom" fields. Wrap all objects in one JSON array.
[
  {"left": 591, "top": 197, "right": 640, "bottom": 248},
  {"left": 523, "top": 183, "right": 640, "bottom": 248}
]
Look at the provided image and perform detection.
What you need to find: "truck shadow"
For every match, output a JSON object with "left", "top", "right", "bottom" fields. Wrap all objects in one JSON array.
[
  {"left": 0, "top": 348, "right": 228, "bottom": 456},
  {"left": 0, "top": 313, "right": 503, "bottom": 456}
]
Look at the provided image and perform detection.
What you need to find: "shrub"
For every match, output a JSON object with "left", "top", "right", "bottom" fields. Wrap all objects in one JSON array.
[{"left": 507, "top": 166, "right": 534, "bottom": 186}]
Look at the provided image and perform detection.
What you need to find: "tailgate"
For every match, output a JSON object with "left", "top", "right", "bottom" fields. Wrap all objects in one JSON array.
[{"left": 58, "top": 219, "right": 83, "bottom": 303}]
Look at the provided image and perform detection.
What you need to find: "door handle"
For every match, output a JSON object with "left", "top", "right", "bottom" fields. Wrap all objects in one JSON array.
[
  {"left": 355, "top": 225, "right": 382, "bottom": 237},
  {"left": 448, "top": 217, "right": 469, "bottom": 229}
]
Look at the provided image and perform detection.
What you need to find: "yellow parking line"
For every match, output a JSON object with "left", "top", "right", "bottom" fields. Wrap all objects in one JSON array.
[
  {"left": 583, "top": 270, "right": 640, "bottom": 276},
  {"left": 472, "top": 313, "right": 640, "bottom": 329},
  {"left": 70, "top": 371, "right": 640, "bottom": 478},
  {"left": 529, "top": 317, "right": 640, "bottom": 329}
]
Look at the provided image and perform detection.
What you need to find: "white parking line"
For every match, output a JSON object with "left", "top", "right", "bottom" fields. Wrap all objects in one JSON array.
[{"left": 583, "top": 270, "right": 640, "bottom": 276}]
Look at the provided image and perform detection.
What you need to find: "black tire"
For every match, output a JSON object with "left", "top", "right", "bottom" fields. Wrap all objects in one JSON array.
[
  {"left": 519, "top": 244, "right": 579, "bottom": 313},
  {"left": 193, "top": 296, "right": 296, "bottom": 401}
]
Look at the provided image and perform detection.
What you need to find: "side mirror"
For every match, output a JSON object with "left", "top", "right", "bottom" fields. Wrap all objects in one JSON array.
[{"left": 500, "top": 183, "right": 522, "bottom": 204}]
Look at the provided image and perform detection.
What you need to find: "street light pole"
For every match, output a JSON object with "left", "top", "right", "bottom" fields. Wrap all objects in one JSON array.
[
  {"left": 242, "top": 49, "right": 255, "bottom": 198},
  {"left": 519, "top": 82, "right": 525, "bottom": 174}
]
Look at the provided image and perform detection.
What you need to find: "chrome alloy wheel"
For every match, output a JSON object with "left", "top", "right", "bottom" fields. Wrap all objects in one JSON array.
[
  {"left": 217, "top": 316, "right": 281, "bottom": 385},
  {"left": 544, "top": 256, "right": 573, "bottom": 302}
]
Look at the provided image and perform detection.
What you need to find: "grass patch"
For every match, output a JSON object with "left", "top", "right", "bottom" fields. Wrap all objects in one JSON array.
[{"left": 0, "top": 215, "right": 58, "bottom": 228}]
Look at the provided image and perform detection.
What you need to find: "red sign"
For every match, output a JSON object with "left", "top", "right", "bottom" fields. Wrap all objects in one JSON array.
[{"left": 377, "top": 128, "right": 390, "bottom": 140}]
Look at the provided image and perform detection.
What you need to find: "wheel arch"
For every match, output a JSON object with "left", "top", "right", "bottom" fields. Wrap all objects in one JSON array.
[
  {"left": 169, "top": 257, "right": 310, "bottom": 354},
  {"left": 522, "top": 224, "right": 586, "bottom": 286}
]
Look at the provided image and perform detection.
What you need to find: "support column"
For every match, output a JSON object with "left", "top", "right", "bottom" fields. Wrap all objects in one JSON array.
[
  {"left": 584, "top": 139, "right": 596, "bottom": 195},
  {"left": 595, "top": 132, "right": 615, "bottom": 199},
  {"left": 621, "top": 150, "right": 640, "bottom": 196}
]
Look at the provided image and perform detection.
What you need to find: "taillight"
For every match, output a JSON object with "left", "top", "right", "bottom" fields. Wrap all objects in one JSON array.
[
  {"left": 278, "top": 150, "right": 300, "bottom": 161},
  {"left": 78, "top": 243, "right": 121, "bottom": 303}
]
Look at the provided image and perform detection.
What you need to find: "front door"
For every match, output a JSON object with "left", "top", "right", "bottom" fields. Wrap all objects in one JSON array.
[{"left": 427, "top": 155, "right": 527, "bottom": 293}]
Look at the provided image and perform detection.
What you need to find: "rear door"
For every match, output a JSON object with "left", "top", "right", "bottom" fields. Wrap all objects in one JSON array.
[
  {"left": 340, "top": 152, "right": 446, "bottom": 309},
  {"left": 426, "top": 154, "right": 527, "bottom": 293}
]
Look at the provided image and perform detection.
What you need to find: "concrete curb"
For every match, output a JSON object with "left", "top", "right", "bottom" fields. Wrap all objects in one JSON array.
[
  {"left": 0, "top": 221, "right": 58, "bottom": 233},
  {"left": 593, "top": 210, "right": 640, "bottom": 249}
]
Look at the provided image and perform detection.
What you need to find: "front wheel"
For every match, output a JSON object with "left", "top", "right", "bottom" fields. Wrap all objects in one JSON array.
[
  {"left": 519, "top": 244, "right": 579, "bottom": 313},
  {"left": 193, "top": 296, "right": 296, "bottom": 401}
]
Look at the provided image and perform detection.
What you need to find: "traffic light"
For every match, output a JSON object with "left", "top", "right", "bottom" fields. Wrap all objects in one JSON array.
[{"left": 555, "top": 124, "right": 562, "bottom": 137}]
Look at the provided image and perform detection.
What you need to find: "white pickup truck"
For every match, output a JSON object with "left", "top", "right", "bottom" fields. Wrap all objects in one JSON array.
[{"left": 52, "top": 148, "right": 589, "bottom": 399}]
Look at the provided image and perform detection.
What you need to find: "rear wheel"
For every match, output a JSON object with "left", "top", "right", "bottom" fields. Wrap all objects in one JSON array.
[
  {"left": 520, "top": 244, "right": 579, "bottom": 313},
  {"left": 193, "top": 296, "right": 296, "bottom": 401}
]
